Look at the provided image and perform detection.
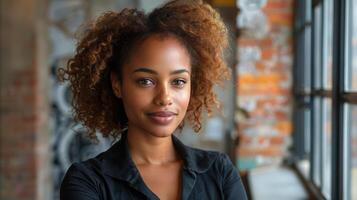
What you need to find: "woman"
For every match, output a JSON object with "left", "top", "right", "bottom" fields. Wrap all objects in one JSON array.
[{"left": 59, "top": 0, "right": 248, "bottom": 199}]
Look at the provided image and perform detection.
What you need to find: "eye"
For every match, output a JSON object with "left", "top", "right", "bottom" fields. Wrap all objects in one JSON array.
[
  {"left": 136, "top": 78, "right": 155, "bottom": 87},
  {"left": 172, "top": 79, "right": 187, "bottom": 88}
]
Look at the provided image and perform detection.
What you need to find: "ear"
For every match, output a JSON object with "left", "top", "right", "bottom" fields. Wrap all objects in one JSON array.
[{"left": 110, "top": 71, "right": 122, "bottom": 98}]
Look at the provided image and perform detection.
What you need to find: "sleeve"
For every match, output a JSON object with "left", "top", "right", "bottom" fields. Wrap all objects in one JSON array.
[
  {"left": 60, "top": 163, "right": 101, "bottom": 200},
  {"left": 220, "top": 153, "right": 248, "bottom": 200}
]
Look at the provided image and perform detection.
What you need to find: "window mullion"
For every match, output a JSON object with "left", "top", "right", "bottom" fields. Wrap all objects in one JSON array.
[{"left": 331, "top": 0, "right": 347, "bottom": 199}]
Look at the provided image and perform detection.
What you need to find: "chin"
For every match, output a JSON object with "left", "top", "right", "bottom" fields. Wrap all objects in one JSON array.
[
  {"left": 148, "top": 127, "right": 175, "bottom": 138},
  {"left": 128, "top": 116, "right": 182, "bottom": 138},
  {"left": 144, "top": 124, "right": 178, "bottom": 138}
]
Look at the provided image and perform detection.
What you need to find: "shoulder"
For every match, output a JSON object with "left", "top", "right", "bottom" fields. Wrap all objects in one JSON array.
[
  {"left": 60, "top": 157, "right": 105, "bottom": 200},
  {"left": 182, "top": 144, "right": 233, "bottom": 174},
  {"left": 60, "top": 138, "right": 127, "bottom": 187},
  {"left": 60, "top": 154, "right": 105, "bottom": 187},
  {"left": 188, "top": 146, "right": 239, "bottom": 180},
  {"left": 63, "top": 157, "right": 103, "bottom": 178},
  {"left": 61, "top": 139, "right": 121, "bottom": 180},
  {"left": 60, "top": 147, "right": 113, "bottom": 190},
  {"left": 202, "top": 149, "right": 236, "bottom": 175}
]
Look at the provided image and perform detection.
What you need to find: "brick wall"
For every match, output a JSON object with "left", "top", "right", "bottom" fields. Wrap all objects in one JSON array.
[
  {"left": 235, "top": 0, "right": 294, "bottom": 170},
  {"left": 0, "top": 0, "right": 51, "bottom": 200}
]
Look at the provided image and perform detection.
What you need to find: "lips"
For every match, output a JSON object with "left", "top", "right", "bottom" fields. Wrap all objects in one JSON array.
[
  {"left": 147, "top": 111, "right": 177, "bottom": 125},
  {"left": 148, "top": 111, "right": 177, "bottom": 117}
]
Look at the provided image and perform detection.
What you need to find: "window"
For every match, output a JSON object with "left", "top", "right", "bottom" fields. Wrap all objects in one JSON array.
[
  {"left": 346, "top": 104, "right": 357, "bottom": 200},
  {"left": 293, "top": 0, "right": 357, "bottom": 199},
  {"left": 293, "top": 0, "right": 312, "bottom": 181},
  {"left": 346, "top": 1, "right": 357, "bottom": 199},
  {"left": 323, "top": 0, "right": 333, "bottom": 90},
  {"left": 347, "top": 0, "right": 357, "bottom": 91}
]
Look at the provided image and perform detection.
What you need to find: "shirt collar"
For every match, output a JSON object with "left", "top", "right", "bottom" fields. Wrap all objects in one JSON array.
[
  {"left": 172, "top": 134, "right": 218, "bottom": 173},
  {"left": 101, "top": 131, "right": 218, "bottom": 181}
]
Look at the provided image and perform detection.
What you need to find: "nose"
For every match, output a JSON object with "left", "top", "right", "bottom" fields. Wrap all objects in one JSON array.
[{"left": 154, "top": 83, "right": 172, "bottom": 106}]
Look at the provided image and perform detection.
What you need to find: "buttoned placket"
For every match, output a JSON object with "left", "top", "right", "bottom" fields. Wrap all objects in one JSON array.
[
  {"left": 180, "top": 168, "right": 197, "bottom": 200},
  {"left": 124, "top": 170, "right": 160, "bottom": 200}
]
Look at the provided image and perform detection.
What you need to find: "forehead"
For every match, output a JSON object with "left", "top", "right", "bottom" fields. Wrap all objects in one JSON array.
[
  {"left": 124, "top": 34, "right": 192, "bottom": 73},
  {"left": 135, "top": 34, "right": 189, "bottom": 59}
]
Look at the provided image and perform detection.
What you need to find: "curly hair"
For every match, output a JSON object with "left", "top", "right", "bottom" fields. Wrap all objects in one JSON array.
[{"left": 58, "top": 0, "right": 230, "bottom": 140}]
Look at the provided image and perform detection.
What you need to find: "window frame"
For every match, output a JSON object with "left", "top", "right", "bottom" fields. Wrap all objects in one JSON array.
[{"left": 293, "top": 0, "right": 357, "bottom": 199}]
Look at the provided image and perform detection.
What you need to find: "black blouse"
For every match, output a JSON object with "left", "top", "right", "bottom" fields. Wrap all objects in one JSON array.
[{"left": 60, "top": 132, "right": 248, "bottom": 200}]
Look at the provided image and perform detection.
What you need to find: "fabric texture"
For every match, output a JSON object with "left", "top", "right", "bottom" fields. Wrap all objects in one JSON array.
[{"left": 60, "top": 132, "right": 248, "bottom": 200}]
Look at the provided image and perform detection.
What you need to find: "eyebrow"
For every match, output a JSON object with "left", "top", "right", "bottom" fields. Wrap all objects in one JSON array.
[{"left": 132, "top": 67, "right": 190, "bottom": 75}]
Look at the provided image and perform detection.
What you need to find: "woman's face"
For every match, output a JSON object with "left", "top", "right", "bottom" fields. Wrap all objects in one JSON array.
[{"left": 111, "top": 35, "right": 191, "bottom": 138}]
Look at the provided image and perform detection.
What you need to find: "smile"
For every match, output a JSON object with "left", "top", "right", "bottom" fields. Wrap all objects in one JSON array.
[{"left": 147, "top": 111, "right": 177, "bottom": 125}]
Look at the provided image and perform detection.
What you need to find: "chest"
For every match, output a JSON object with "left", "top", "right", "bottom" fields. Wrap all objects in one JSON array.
[
  {"left": 137, "top": 161, "right": 183, "bottom": 200},
  {"left": 103, "top": 169, "right": 224, "bottom": 200}
]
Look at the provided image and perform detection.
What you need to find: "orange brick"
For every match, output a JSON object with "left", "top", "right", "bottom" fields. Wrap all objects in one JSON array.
[
  {"left": 273, "top": 121, "right": 292, "bottom": 135},
  {"left": 273, "top": 111, "right": 288, "bottom": 120},
  {"left": 255, "top": 61, "right": 267, "bottom": 71},
  {"left": 256, "top": 97, "right": 289, "bottom": 108},
  {"left": 237, "top": 72, "right": 291, "bottom": 95},
  {"left": 240, "top": 135, "right": 254, "bottom": 144},
  {"left": 266, "top": 11, "right": 294, "bottom": 26},
  {"left": 238, "top": 73, "right": 287, "bottom": 85},
  {"left": 237, "top": 79, "right": 291, "bottom": 95},
  {"left": 269, "top": 136, "right": 285, "bottom": 145},
  {"left": 261, "top": 47, "right": 278, "bottom": 60},
  {"left": 237, "top": 38, "right": 273, "bottom": 48},
  {"left": 258, "top": 135, "right": 286, "bottom": 145},
  {"left": 237, "top": 87, "right": 290, "bottom": 96},
  {"left": 265, "top": 0, "right": 294, "bottom": 10},
  {"left": 238, "top": 146, "right": 283, "bottom": 157}
]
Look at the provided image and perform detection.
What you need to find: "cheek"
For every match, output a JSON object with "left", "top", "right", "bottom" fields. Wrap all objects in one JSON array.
[
  {"left": 120, "top": 86, "right": 151, "bottom": 113},
  {"left": 122, "top": 91, "right": 150, "bottom": 110},
  {"left": 175, "top": 88, "right": 191, "bottom": 109}
]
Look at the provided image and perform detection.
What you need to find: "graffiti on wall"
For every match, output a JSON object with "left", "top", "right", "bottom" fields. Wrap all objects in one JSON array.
[
  {"left": 236, "top": 0, "right": 268, "bottom": 39},
  {"left": 49, "top": 1, "right": 114, "bottom": 199}
]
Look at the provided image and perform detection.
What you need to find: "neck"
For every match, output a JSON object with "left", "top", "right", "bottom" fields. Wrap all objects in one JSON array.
[{"left": 126, "top": 127, "right": 179, "bottom": 166}]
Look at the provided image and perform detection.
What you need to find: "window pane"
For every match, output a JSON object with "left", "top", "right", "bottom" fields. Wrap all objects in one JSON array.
[
  {"left": 302, "top": 99, "right": 312, "bottom": 180},
  {"left": 322, "top": 98, "right": 332, "bottom": 199},
  {"left": 304, "top": 26, "right": 312, "bottom": 91},
  {"left": 295, "top": 32, "right": 305, "bottom": 90},
  {"left": 322, "top": 0, "right": 333, "bottom": 90},
  {"left": 306, "top": 0, "right": 312, "bottom": 23},
  {"left": 301, "top": 0, "right": 312, "bottom": 93},
  {"left": 294, "top": 96, "right": 311, "bottom": 158},
  {"left": 348, "top": 0, "right": 357, "bottom": 91},
  {"left": 304, "top": 106, "right": 311, "bottom": 155},
  {"left": 295, "top": 27, "right": 312, "bottom": 91},
  {"left": 349, "top": 105, "right": 357, "bottom": 200},
  {"left": 312, "top": 97, "right": 322, "bottom": 186},
  {"left": 313, "top": 4, "right": 322, "bottom": 89}
]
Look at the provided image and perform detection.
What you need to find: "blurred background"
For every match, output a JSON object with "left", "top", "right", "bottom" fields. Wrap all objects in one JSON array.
[{"left": 0, "top": 0, "right": 356, "bottom": 199}]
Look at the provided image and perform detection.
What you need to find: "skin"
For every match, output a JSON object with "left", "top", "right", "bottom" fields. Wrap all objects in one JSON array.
[{"left": 110, "top": 34, "right": 192, "bottom": 200}]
